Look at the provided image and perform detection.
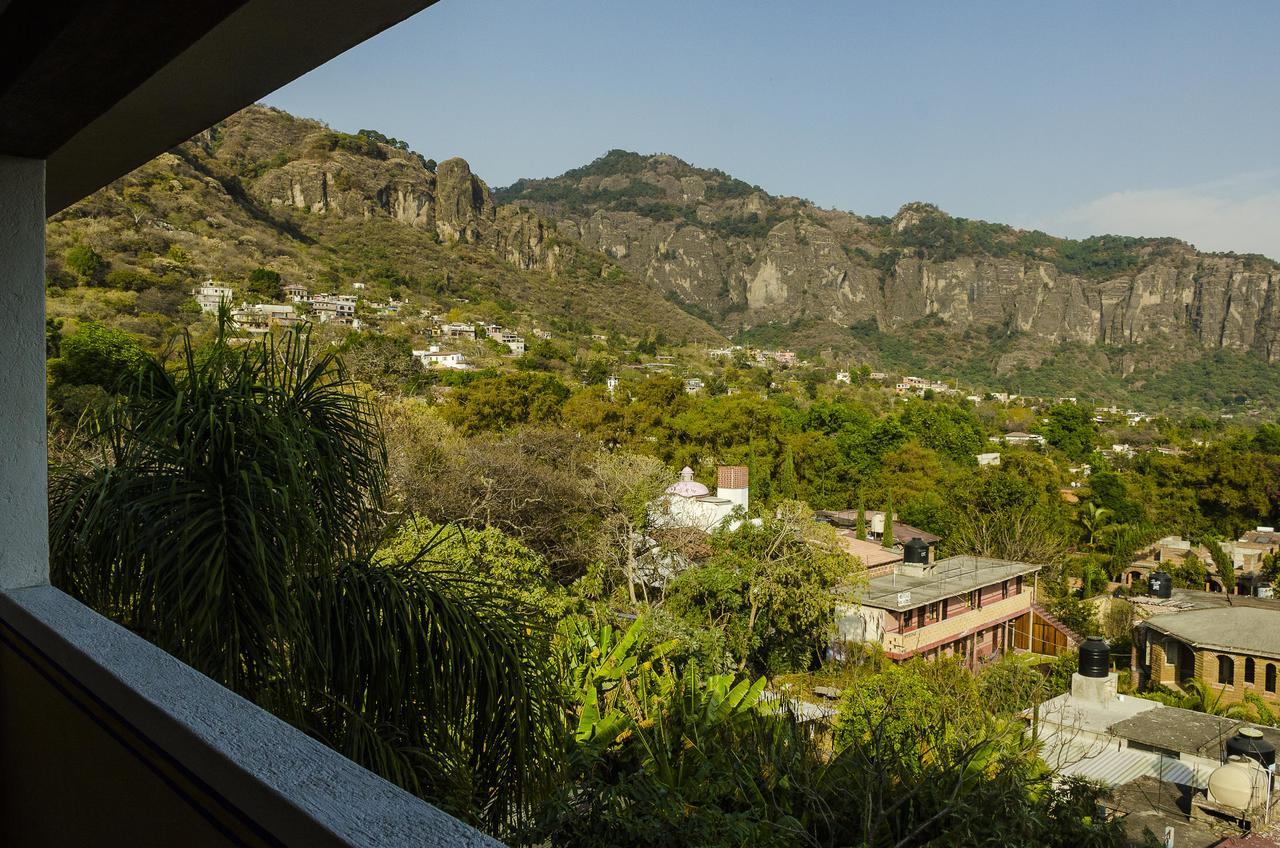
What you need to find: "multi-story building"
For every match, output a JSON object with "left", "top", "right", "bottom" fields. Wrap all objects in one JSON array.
[
  {"left": 192, "top": 282, "right": 233, "bottom": 313},
  {"left": 310, "top": 293, "right": 357, "bottom": 325},
  {"left": 230, "top": 303, "right": 301, "bottom": 334},
  {"left": 836, "top": 550, "right": 1043, "bottom": 665},
  {"left": 438, "top": 321, "right": 477, "bottom": 340},
  {"left": 283, "top": 283, "right": 310, "bottom": 301},
  {"left": 1136, "top": 606, "right": 1280, "bottom": 707}
]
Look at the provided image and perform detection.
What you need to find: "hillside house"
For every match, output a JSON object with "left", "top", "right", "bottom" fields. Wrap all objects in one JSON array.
[
  {"left": 1136, "top": 607, "right": 1280, "bottom": 708},
  {"left": 977, "top": 452, "right": 1001, "bottom": 466},
  {"left": 283, "top": 283, "right": 309, "bottom": 301},
  {"left": 412, "top": 346, "right": 468, "bottom": 370},
  {"left": 311, "top": 293, "right": 357, "bottom": 325},
  {"left": 683, "top": 378, "right": 704, "bottom": 394},
  {"left": 836, "top": 554, "right": 1043, "bottom": 665},
  {"left": 230, "top": 303, "right": 300, "bottom": 334},
  {"left": 1000, "top": 431, "right": 1046, "bottom": 447},
  {"left": 192, "top": 282, "right": 233, "bottom": 313},
  {"left": 438, "top": 321, "right": 477, "bottom": 341},
  {"left": 482, "top": 325, "right": 525, "bottom": 354}
]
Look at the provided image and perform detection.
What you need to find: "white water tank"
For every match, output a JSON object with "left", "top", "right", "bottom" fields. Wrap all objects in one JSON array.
[{"left": 1207, "top": 756, "right": 1269, "bottom": 811}]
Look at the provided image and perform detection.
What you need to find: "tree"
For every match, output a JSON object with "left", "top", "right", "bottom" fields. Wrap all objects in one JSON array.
[
  {"left": 1204, "top": 537, "right": 1236, "bottom": 593},
  {"left": 376, "top": 519, "right": 569, "bottom": 619},
  {"left": 882, "top": 492, "right": 895, "bottom": 549},
  {"left": 855, "top": 493, "right": 867, "bottom": 541},
  {"left": 1037, "top": 403, "right": 1097, "bottom": 461},
  {"left": 776, "top": 444, "right": 798, "bottom": 500},
  {"left": 49, "top": 319, "right": 560, "bottom": 833},
  {"left": 246, "top": 266, "right": 283, "bottom": 300},
  {"left": 442, "top": 372, "right": 570, "bottom": 435},
  {"left": 585, "top": 451, "right": 672, "bottom": 604},
  {"left": 48, "top": 322, "right": 149, "bottom": 390},
  {"left": 665, "top": 502, "right": 859, "bottom": 673},
  {"left": 1169, "top": 551, "right": 1208, "bottom": 589},
  {"left": 65, "top": 243, "right": 106, "bottom": 283},
  {"left": 1077, "top": 502, "right": 1112, "bottom": 549}
]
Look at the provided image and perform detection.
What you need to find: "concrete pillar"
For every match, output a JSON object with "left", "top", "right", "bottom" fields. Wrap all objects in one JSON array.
[{"left": 0, "top": 156, "right": 48, "bottom": 590}]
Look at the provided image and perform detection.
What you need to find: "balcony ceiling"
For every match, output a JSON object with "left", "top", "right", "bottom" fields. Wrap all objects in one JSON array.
[{"left": 0, "top": 0, "right": 438, "bottom": 213}]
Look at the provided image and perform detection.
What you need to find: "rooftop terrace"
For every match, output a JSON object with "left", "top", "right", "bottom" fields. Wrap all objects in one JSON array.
[{"left": 861, "top": 555, "right": 1041, "bottom": 610}]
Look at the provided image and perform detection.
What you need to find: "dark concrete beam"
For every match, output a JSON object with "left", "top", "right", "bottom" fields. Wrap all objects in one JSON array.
[{"left": 0, "top": 0, "right": 438, "bottom": 212}]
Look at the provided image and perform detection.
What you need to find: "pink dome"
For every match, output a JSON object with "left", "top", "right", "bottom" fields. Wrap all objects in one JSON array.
[{"left": 665, "top": 466, "right": 709, "bottom": 497}]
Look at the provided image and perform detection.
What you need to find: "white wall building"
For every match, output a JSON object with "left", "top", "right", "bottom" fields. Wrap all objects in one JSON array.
[
  {"left": 412, "top": 345, "right": 468, "bottom": 370},
  {"left": 192, "top": 283, "right": 233, "bottom": 313},
  {"left": 652, "top": 466, "right": 749, "bottom": 532}
]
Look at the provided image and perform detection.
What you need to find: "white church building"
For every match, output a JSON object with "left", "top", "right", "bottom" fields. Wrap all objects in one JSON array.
[{"left": 653, "top": 465, "right": 749, "bottom": 532}]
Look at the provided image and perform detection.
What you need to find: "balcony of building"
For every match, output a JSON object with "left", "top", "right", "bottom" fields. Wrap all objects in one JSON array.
[{"left": 0, "top": 1, "right": 504, "bottom": 844}]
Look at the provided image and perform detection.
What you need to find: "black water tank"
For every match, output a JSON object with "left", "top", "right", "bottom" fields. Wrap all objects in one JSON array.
[
  {"left": 1149, "top": 571, "right": 1173, "bottom": 598},
  {"left": 903, "top": 537, "right": 929, "bottom": 565},
  {"left": 1079, "top": 637, "right": 1110, "bottom": 678},
  {"left": 1226, "top": 727, "right": 1276, "bottom": 768}
]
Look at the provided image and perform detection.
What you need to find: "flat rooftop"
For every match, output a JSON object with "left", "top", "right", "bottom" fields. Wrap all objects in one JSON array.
[
  {"left": 1037, "top": 691, "right": 1280, "bottom": 761},
  {"left": 861, "top": 555, "right": 1041, "bottom": 610},
  {"left": 834, "top": 533, "right": 903, "bottom": 568},
  {"left": 1145, "top": 606, "right": 1280, "bottom": 659},
  {"left": 1036, "top": 691, "right": 1162, "bottom": 737},
  {"left": 1107, "top": 707, "right": 1280, "bottom": 760}
]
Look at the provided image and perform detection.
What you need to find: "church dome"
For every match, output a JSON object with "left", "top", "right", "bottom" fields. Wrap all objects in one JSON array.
[{"left": 665, "top": 466, "right": 709, "bottom": 497}]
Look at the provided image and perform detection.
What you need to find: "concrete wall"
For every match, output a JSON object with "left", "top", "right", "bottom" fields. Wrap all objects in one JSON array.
[
  {"left": 0, "top": 631, "right": 255, "bottom": 847},
  {"left": 0, "top": 156, "right": 47, "bottom": 590},
  {"left": 0, "top": 586, "right": 503, "bottom": 848}
]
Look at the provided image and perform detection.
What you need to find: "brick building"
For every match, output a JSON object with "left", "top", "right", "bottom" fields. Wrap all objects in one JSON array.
[{"left": 1136, "top": 607, "right": 1280, "bottom": 706}]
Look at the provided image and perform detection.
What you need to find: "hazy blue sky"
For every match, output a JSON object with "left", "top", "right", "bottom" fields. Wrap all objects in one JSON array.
[{"left": 265, "top": 0, "right": 1280, "bottom": 258}]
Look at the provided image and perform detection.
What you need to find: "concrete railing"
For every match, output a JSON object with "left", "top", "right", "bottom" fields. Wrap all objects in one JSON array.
[
  {"left": 0, "top": 585, "right": 502, "bottom": 848},
  {"left": 885, "top": 593, "right": 1032, "bottom": 655}
]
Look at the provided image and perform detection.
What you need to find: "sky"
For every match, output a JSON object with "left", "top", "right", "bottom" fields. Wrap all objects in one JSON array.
[{"left": 264, "top": 0, "right": 1280, "bottom": 259}]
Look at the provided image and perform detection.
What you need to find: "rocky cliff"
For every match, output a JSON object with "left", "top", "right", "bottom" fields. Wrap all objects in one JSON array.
[
  {"left": 498, "top": 152, "right": 1280, "bottom": 362},
  {"left": 47, "top": 107, "right": 722, "bottom": 344}
]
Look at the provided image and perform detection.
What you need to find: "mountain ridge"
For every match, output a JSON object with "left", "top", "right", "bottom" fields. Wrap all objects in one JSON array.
[
  {"left": 46, "top": 107, "right": 725, "bottom": 346},
  {"left": 497, "top": 149, "right": 1280, "bottom": 371}
]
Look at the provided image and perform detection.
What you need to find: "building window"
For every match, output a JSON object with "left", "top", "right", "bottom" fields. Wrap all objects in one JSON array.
[
  {"left": 1218, "top": 655, "right": 1235, "bottom": 686},
  {"left": 1268, "top": 664, "right": 1277, "bottom": 694},
  {"left": 1001, "top": 580, "right": 1009, "bottom": 599},
  {"left": 903, "top": 609, "right": 914, "bottom": 630},
  {"left": 1246, "top": 657, "right": 1256, "bottom": 685},
  {"left": 940, "top": 599, "right": 949, "bottom": 620},
  {"left": 1163, "top": 639, "right": 1176, "bottom": 666},
  {"left": 1015, "top": 575, "right": 1024, "bottom": 594}
]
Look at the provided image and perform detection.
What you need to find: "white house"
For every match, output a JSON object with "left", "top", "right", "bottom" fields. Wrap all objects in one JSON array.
[
  {"left": 192, "top": 282, "right": 233, "bottom": 313},
  {"left": 412, "top": 345, "right": 468, "bottom": 370},
  {"left": 835, "top": 371, "right": 851, "bottom": 384},
  {"left": 977, "top": 452, "right": 1001, "bottom": 466},
  {"left": 652, "top": 466, "right": 749, "bottom": 532}
]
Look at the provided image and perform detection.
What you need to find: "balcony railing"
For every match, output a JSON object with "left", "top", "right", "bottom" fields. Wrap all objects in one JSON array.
[{"left": 0, "top": 584, "right": 502, "bottom": 847}]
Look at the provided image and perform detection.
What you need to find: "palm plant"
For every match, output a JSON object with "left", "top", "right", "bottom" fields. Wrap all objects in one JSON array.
[
  {"left": 49, "top": 318, "right": 559, "bottom": 833},
  {"left": 1077, "top": 502, "right": 1111, "bottom": 549}
]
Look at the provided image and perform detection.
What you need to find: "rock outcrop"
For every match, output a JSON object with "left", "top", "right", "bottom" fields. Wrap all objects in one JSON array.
[{"left": 500, "top": 152, "right": 1280, "bottom": 360}]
